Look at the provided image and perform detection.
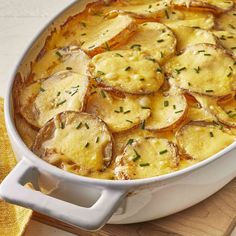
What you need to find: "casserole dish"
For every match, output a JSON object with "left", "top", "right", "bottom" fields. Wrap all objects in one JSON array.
[{"left": 1, "top": 0, "right": 236, "bottom": 231}]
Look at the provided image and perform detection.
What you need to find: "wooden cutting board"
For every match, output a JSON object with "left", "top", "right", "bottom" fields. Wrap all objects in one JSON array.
[{"left": 33, "top": 177, "right": 236, "bottom": 236}]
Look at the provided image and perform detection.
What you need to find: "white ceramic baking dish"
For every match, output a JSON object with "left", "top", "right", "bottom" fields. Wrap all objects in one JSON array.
[{"left": 1, "top": 0, "right": 236, "bottom": 231}]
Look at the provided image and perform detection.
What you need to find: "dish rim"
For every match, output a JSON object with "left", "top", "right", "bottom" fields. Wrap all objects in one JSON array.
[{"left": 5, "top": 0, "right": 236, "bottom": 188}]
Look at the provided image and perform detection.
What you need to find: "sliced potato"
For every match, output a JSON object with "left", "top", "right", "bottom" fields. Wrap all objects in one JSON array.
[
  {"left": 187, "top": 106, "right": 216, "bottom": 122},
  {"left": 171, "top": 0, "right": 234, "bottom": 14},
  {"left": 30, "top": 46, "right": 90, "bottom": 82},
  {"left": 114, "top": 137, "right": 179, "bottom": 180},
  {"left": 170, "top": 26, "right": 217, "bottom": 51},
  {"left": 145, "top": 90, "right": 188, "bottom": 131},
  {"left": 217, "top": 8, "right": 236, "bottom": 33},
  {"left": 86, "top": 88, "right": 151, "bottom": 132},
  {"left": 118, "top": 22, "right": 176, "bottom": 64},
  {"left": 14, "top": 113, "right": 38, "bottom": 148},
  {"left": 214, "top": 31, "right": 236, "bottom": 58},
  {"left": 81, "top": 14, "right": 137, "bottom": 56},
  {"left": 106, "top": 0, "right": 170, "bottom": 19},
  {"left": 176, "top": 121, "right": 235, "bottom": 161},
  {"left": 165, "top": 44, "right": 236, "bottom": 97},
  {"left": 19, "top": 71, "right": 88, "bottom": 128},
  {"left": 161, "top": 9, "right": 215, "bottom": 29},
  {"left": 89, "top": 50, "right": 164, "bottom": 94},
  {"left": 194, "top": 94, "right": 236, "bottom": 127},
  {"left": 33, "top": 111, "right": 113, "bottom": 176}
]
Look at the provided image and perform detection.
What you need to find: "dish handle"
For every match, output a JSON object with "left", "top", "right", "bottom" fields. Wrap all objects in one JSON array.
[{"left": 0, "top": 158, "right": 128, "bottom": 231}]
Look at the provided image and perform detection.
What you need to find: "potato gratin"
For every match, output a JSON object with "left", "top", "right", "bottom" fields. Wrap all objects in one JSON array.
[{"left": 13, "top": 0, "right": 236, "bottom": 179}]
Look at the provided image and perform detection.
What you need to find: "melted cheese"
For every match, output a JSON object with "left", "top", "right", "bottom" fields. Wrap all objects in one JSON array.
[
  {"left": 177, "top": 122, "right": 235, "bottom": 160},
  {"left": 20, "top": 71, "right": 88, "bottom": 128},
  {"left": 170, "top": 26, "right": 217, "bottom": 51},
  {"left": 86, "top": 88, "right": 150, "bottom": 132},
  {"left": 90, "top": 50, "right": 164, "bottom": 94},
  {"left": 118, "top": 22, "right": 176, "bottom": 63},
  {"left": 165, "top": 44, "right": 236, "bottom": 97},
  {"left": 30, "top": 46, "right": 90, "bottom": 82},
  {"left": 145, "top": 91, "right": 187, "bottom": 130},
  {"left": 33, "top": 112, "right": 113, "bottom": 177},
  {"left": 115, "top": 137, "right": 178, "bottom": 179}
]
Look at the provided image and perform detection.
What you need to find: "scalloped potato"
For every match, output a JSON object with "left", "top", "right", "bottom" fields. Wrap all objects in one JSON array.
[{"left": 13, "top": 0, "right": 236, "bottom": 180}]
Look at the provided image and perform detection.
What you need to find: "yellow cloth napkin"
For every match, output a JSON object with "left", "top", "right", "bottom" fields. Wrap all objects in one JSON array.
[{"left": 0, "top": 97, "right": 32, "bottom": 235}]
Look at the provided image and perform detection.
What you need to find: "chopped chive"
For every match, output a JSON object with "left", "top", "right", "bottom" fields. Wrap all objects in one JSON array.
[
  {"left": 197, "top": 50, "right": 205, "bottom": 53},
  {"left": 159, "top": 149, "right": 168, "bottom": 155},
  {"left": 141, "top": 106, "right": 151, "bottom": 109},
  {"left": 157, "top": 39, "right": 164, "bottom": 43},
  {"left": 156, "top": 68, "right": 162, "bottom": 73},
  {"left": 114, "top": 110, "right": 120, "bottom": 113},
  {"left": 97, "top": 70, "right": 105, "bottom": 75},
  {"left": 90, "top": 91, "right": 97, "bottom": 95},
  {"left": 160, "top": 51, "right": 164, "bottom": 58},
  {"left": 231, "top": 47, "right": 236, "bottom": 50},
  {"left": 204, "top": 53, "right": 211, "bottom": 56},
  {"left": 56, "top": 99, "right": 66, "bottom": 107},
  {"left": 104, "top": 42, "right": 110, "bottom": 51},
  {"left": 85, "top": 142, "right": 90, "bottom": 148},
  {"left": 66, "top": 67, "right": 72, "bottom": 70},
  {"left": 40, "top": 87, "right": 45, "bottom": 92},
  {"left": 127, "top": 139, "right": 134, "bottom": 145},
  {"left": 71, "top": 89, "right": 78, "bottom": 96},
  {"left": 141, "top": 120, "right": 145, "bottom": 129},
  {"left": 194, "top": 66, "right": 201, "bottom": 74},
  {"left": 229, "top": 24, "right": 235, "bottom": 29},
  {"left": 126, "top": 119, "right": 133, "bottom": 123},
  {"left": 119, "top": 106, "right": 124, "bottom": 112},
  {"left": 57, "top": 91, "right": 61, "bottom": 96},
  {"left": 140, "top": 163, "right": 150, "bottom": 167},
  {"left": 100, "top": 90, "right": 106, "bottom": 98},
  {"left": 165, "top": 10, "right": 169, "bottom": 19},
  {"left": 164, "top": 100, "right": 169, "bottom": 107},
  {"left": 130, "top": 44, "right": 141, "bottom": 50},
  {"left": 132, "top": 149, "right": 141, "bottom": 161},
  {"left": 115, "top": 53, "right": 123, "bottom": 57},
  {"left": 209, "top": 131, "right": 214, "bottom": 137},
  {"left": 145, "top": 57, "right": 156, "bottom": 62},
  {"left": 81, "top": 33, "right": 87, "bottom": 36},
  {"left": 80, "top": 22, "right": 87, "bottom": 27},
  {"left": 227, "top": 72, "right": 232, "bottom": 77},
  {"left": 76, "top": 122, "right": 82, "bottom": 129},
  {"left": 60, "top": 122, "right": 65, "bottom": 129},
  {"left": 173, "top": 105, "right": 176, "bottom": 109},
  {"left": 96, "top": 137, "right": 100, "bottom": 143},
  {"left": 175, "top": 67, "right": 186, "bottom": 74},
  {"left": 85, "top": 123, "right": 89, "bottom": 129},
  {"left": 175, "top": 110, "right": 183, "bottom": 114},
  {"left": 140, "top": 78, "right": 145, "bottom": 81},
  {"left": 56, "top": 51, "right": 62, "bottom": 57},
  {"left": 125, "top": 66, "right": 131, "bottom": 71},
  {"left": 205, "top": 89, "right": 214, "bottom": 93},
  {"left": 124, "top": 110, "right": 131, "bottom": 114},
  {"left": 188, "top": 82, "right": 192, "bottom": 86}
]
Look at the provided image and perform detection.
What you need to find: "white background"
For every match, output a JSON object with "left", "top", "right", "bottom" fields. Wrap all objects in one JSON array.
[{"left": 0, "top": 0, "right": 236, "bottom": 235}]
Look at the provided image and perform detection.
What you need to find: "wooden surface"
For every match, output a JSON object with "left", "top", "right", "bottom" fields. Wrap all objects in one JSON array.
[
  {"left": 1, "top": 0, "right": 236, "bottom": 235},
  {"left": 32, "top": 177, "right": 236, "bottom": 236}
]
